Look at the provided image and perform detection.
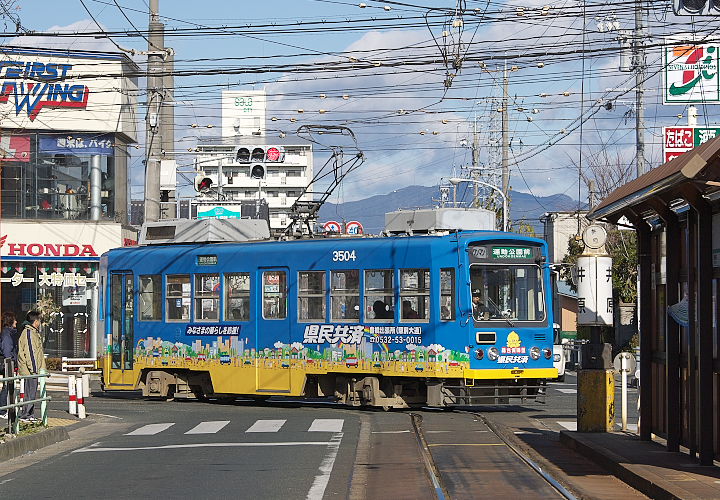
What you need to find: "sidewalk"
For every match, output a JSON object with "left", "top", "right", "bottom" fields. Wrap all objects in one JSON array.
[{"left": 561, "top": 430, "right": 720, "bottom": 500}]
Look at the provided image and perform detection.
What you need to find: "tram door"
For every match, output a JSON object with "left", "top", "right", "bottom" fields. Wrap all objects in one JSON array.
[
  {"left": 256, "top": 268, "right": 291, "bottom": 392},
  {"left": 108, "top": 272, "right": 136, "bottom": 387}
]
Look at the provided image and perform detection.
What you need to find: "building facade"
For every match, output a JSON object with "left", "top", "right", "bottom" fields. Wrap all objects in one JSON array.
[
  {"left": 0, "top": 46, "right": 139, "bottom": 358},
  {"left": 194, "top": 136, "right": 314, "bottom": 232}
]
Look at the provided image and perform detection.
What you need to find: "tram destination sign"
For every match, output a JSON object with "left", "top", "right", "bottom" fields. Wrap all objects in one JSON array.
[
  {"left": 491, "top": 247, "right": 532, "bottom": 259},
  {"left": 197, "top": 255, "right": 218, "bottom": 266}
]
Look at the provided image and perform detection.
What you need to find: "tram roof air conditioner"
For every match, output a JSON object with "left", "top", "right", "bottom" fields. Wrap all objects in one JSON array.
[{"left": 139, "top": 218, "right": 270, "bottom": 245}]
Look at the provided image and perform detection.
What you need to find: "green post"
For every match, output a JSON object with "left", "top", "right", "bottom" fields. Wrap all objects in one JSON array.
[{"left": 39, "top": 370, "right": 48, "bottom": 426}]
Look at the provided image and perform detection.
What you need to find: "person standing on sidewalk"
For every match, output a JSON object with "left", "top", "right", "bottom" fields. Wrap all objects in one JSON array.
[
  {"left": 0, "top": 311, "right": 18, "bottom": 419},
  {"left": 17, "top": 311, "right": 45, "bottom": 422}
]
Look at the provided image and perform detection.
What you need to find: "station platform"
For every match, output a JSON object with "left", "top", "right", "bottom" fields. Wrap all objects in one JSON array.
[{"left": 561, "top": 430, "right": 720, "bottom": 499}]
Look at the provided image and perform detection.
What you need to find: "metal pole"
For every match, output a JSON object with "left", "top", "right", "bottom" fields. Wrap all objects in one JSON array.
[
  {"left": 90, "top": 281, "right": 98, "bottom": 358},
  {"left": 472, "top": 116, "right": 479, "bottom": 208},
  {"left": 144, "top": 0, "right": 164, "bottom": 223},
  {"left": 621, "top": 354, "right": 628, "bottom": 431},
  {"left": 89, "top": 154, "right": 101, "bottom": 220},
  {"left": 161, "top": 49, "right": 175, "bottom": 218},
  {"left": 634, "top": 0, "right": 646, "bottom": 177},
  {"left": 502, "top": 62, "right": 510, "bottom": 199}
]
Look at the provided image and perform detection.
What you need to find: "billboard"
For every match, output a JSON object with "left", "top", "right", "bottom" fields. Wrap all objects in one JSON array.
[
  {"left": 664, "top": 39, "right": 720, "bottom": 104},
  {"left": 663, "top": 126, "right": 720, "bottom": 162},
  {"left": 221, "top": 90, "right": 266, "bottom": 138},
  {"left": 0, "top": 48, "right": 138, "bottom": 142}
]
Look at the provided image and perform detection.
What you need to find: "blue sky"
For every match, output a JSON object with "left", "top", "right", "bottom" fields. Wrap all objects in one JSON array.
[{"left": 4, "top": 1, "right": 718, "bottom": 215}]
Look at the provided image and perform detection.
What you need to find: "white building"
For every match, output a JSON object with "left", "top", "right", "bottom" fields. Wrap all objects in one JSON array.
[
  {"left": 193, "top": 136, "right": 314, "bottom": 231},
  {"left": 541, "top": 211, "right": 589, "bottom": 263}
]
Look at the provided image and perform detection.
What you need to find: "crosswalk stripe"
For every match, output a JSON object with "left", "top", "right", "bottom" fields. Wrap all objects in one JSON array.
[
  {"left": 246, "top": 419, "right": 286, "bottom": 433},
  {"left": 126, "top": 423, "right": 175, "bottom": 436},
  {"left": 308, "top": 418, "right": 344, "bottom": 433},
  {"left": 185, "top": 421, "right": 230, "bottom": 434},
  {"left": 556, "top": 388, "right": 577, "bottom": 394}
]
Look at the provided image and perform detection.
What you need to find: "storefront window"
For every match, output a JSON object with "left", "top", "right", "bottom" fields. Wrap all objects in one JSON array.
[
  {"left": 0, "top": 132, "right": 117, "bottom": 220},
  {"left": 0, "top": 262, "right": 98, "bottom": 358}
]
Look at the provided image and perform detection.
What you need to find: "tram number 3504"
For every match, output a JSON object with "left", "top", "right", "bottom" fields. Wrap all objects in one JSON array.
[{"left": 332, "top": 250, "right": 357, "bottom": 262}]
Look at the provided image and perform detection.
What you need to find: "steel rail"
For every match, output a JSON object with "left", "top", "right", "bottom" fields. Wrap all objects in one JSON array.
[
  {"left": 472, "top": 411, "right": 578, "bottom": 500},
  {"left": 408, "top": 413, "right": 449, "bottom": 500}
]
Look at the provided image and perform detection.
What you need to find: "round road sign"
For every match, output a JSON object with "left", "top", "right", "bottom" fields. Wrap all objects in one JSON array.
[
  {"left": 613, "top": 351, "right": 637, "bottom": 374},
  {"left": 323, "top": 220, "right": 341, "bottom": 233}
]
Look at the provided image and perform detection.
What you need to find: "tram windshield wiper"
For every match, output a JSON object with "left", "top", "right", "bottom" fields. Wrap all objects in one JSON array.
[{"left": 487, "top": 298, "right": 515, "bottom": 327}]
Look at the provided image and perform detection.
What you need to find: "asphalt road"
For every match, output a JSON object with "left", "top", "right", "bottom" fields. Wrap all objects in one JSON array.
[{"left": 0, "top": 371, "right": 641, "bottom": 500}]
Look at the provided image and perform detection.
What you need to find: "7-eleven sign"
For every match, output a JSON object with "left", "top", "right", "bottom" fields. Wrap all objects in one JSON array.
[{"left": 664, "top": 39, "right": 720, "bottom": 104}]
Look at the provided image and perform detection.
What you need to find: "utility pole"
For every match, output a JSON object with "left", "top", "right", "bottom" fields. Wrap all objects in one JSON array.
[
  {"left": 501, "top": 62, "right": 510, "bottom": 203},
  {"left": 588, "top": 178, "right": 597, "bottom": 209},
  {"left": 472, "top": 116, "right": 479, "bottom": 207},
  {"left": 160, "top": 46, "right": 175, "bottom": 217},
  {"left": 144, "top": 0, "right": 164, "bottom": 223},
  {"left": 634, "top": 0, "right": 646, "bottom": 177}
]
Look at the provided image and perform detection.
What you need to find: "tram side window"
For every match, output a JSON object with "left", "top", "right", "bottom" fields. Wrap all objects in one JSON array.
[
  {"left": 440, "top": 268, "right": 455, "bottom": 321},
  {"left": 364, "top": 269, "right": 394, "bottom": 321},
  {"left": 166, "top": 275, "right": 190, "bottom": 322},
  {"left": 225, "top": 273, "right": 250, "bottom": 321},
  {"left": 331, "top": 270, "right": 360, "bottom": 322},
  {"left": 139, "top": 275, "right": 162, "bottom": 321},
  {"left": 195, "top": 274, "right": 220, "bottom": 321},
  {"left": 400, "top": 269, "right": 430, "bottom": 322},
  {"left": 263, "top": 271, "right": 287, "bottom": 320},
  {"left": 298, "top": 271, "right": 326, "bottom": 321}
]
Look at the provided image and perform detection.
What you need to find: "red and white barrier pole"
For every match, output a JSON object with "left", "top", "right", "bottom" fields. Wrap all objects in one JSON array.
[
  {"left": 19, "top": 378, "right": 25, "bottom": 404},
  {"left": 68, "top": 376, "right": 77, "bottom": 415},
  {"left": 75, "top": 377, "right": 86, "bottom": 419}
]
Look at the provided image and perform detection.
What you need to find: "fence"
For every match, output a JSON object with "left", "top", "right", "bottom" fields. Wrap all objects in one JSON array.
[
  {"left": 1, "top": 360, "right": 51, "bottom": 435},
  {"left": 61, "top": 357, "right": 100, "bottom": 374}
]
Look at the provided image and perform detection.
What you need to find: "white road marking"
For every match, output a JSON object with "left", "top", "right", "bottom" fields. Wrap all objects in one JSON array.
[
  {"left": 73, "top": 441, "right": 331, "bottom": 453},
  {"left": 125, "top": 423, "right": 174, "bottom": 436},
  {"left": 186, "top": 421, "right": 230, "bottom": 434},
  {"left": 306, "top": 432, "right": 343, "bottom": 500},
  {"left": 556, "top": 388, "right": 577, "bottom": 394},
  {"left": 88, "top": 413, "right": 123, "bottom": 420},
  {"left": 0, "top": 478, "right": 15, "bottom": 485},
  {"left": 246, "top": 419, "right": 286, "bottom": 433},
  {"left": 371, "top": 430, "right": 411, "bottom": 434},
  {"left": 309, "top": 418, "right": 344, "bottom": 433},
  {"left": 557, "top": 421, "right": 577, "bottom": 431}
]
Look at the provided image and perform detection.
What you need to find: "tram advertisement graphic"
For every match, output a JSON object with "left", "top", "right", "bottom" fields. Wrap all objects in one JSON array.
[{"left": 185, "top": 324, "right": 242, "bottom": 336}]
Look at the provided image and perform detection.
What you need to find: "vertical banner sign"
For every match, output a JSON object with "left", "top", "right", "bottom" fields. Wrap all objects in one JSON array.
[
  {"left": 664, "top": 39, "right": 720, "bottom": 104},
  {"left": 663, "top": 126, "right": 720, "bottom": 162},
  {"left": 576, "top": 256, "right": 614, "bottom": 326}
]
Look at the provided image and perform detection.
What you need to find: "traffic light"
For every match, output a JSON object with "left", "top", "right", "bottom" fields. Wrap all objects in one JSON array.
[
  {"left": 250, "top": 164, "right": 265, "bottom": 179},
  {"left": 673, "top": 0, "right": 720, "bottom": 15},
  {"left": 194, "top": 174, "right": 213, "bottom": 193},
  {"left": 236, "top": 147, "right": 250, "bottom": 163}
]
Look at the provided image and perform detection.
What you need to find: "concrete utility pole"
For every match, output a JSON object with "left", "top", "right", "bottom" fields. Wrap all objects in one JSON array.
[
  {"left": 144, "top": 0, "right": 164, "bottom": 223},
  {"left": 501, "top": 61, "right": 510, "bottom": 203},
  {"left": 634, "top": 0, "right": 646, "bottom": 177},
  {"left": 161, "top": 48, "right": 175, "bottom": 217}
]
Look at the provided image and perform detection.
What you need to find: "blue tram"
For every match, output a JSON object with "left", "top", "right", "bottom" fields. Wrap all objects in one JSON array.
[{"left": 99, "top": 224, "right": 556, "bottom": 408}]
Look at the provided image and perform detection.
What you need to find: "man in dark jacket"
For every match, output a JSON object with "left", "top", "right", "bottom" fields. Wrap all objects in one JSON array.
[{"left": 0, "top": 311, "right": 18, "bottom": 419}]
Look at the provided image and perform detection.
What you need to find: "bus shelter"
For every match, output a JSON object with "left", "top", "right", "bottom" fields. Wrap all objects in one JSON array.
[{"left": 588, "top": 135, "right": 720, "bottom": 466}]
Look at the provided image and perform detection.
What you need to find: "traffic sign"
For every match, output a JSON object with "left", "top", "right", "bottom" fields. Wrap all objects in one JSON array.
[
  {"left": 345, "top": 220, "right": 364, "bottom": 235},
  {"left": 323, "top": 220, "right": 341, "bottom": 233},
  {"left": 613, "top": 352, "right": 637, "bottom": 374}
]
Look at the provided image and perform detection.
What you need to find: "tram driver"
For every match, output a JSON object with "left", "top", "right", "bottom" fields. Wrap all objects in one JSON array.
[{"left": 472, "top": 290, "right": 491, "bottom": 321}]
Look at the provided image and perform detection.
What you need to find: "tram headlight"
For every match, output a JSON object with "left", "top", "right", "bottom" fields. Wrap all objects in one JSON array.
[
  {"left": 487, "top": 347, "right": 499, "bottom": 361},
  {"left": 543, "top": 348, "right": 552, "bottom": 359},
  {"left": 474, "top": 348, "right": 484, "bottom": 360},
  {"left": 530, "top": 346, "right": 541, "bottom": 360}
]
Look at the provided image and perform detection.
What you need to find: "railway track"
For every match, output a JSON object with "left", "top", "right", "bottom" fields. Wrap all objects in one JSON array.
[{"left": 408, "top": 411, "right": 577, "bottom": 500}]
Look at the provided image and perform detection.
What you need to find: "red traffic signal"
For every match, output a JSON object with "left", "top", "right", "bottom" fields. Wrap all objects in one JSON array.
[
  {"left": 266, "top": 146, "right": 285, "bottom": 162},
  {"left": 194, "top": 175, "right": 213, "bottom": 193}
]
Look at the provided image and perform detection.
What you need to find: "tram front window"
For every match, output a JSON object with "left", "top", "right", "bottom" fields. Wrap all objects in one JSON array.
[{"left": 470, "top": 264, "right": 545, "bottom": 322}]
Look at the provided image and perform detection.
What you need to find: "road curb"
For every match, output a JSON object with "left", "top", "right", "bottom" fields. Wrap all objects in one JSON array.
[
  {"left": 559, "top": 431, "right": 674, "bottom": 500},
  {"left": 0, "top": 426, "right": 70, "bottom": 461}
]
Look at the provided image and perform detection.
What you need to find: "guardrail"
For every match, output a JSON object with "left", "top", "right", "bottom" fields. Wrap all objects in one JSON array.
[
  {"left": 1, "top": 361, "right": 51, "bottom": 435},
  {"left": 61, "top": 357, "right": 100, "bottom": 374}
]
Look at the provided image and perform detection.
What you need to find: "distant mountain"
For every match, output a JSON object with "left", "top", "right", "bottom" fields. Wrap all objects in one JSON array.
[{"left": 318, "top": 185, "right": 579, "bottom": 234}]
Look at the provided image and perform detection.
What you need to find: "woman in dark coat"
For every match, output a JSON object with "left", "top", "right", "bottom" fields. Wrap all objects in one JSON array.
[{"left": 0, "top": 311, "right": 18, "bottom": 418}]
